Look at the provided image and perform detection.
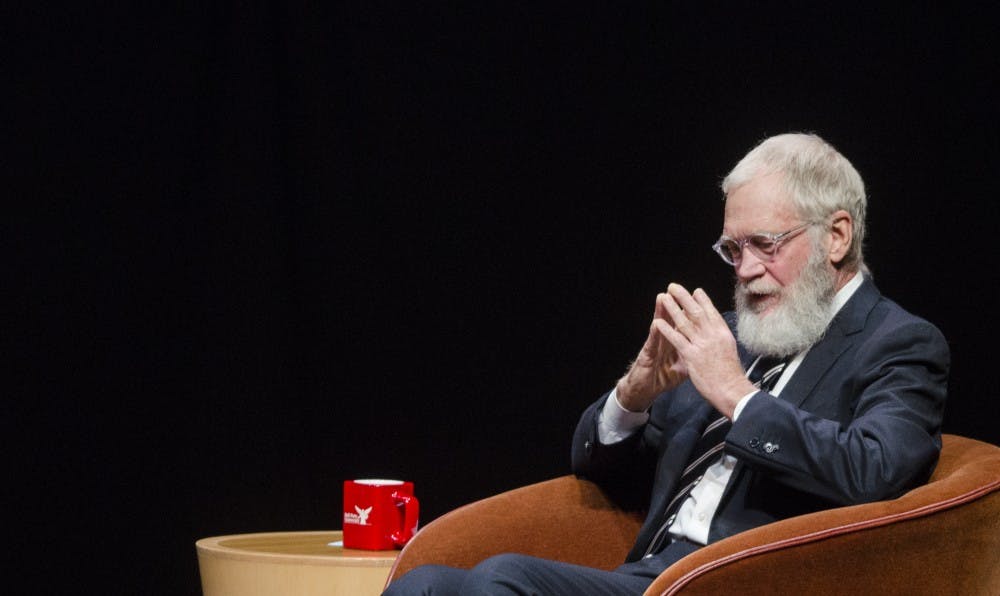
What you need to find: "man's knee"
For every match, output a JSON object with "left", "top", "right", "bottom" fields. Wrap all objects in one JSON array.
[
  {"left": 472, "top": 553, "right": 535, "bottom": 575},
  {"left": 462, "top": 554, "right": 546, "bottom": 594},
  {"left": 383, "top": 556, "right": 538, "bottom": 596},
  {"left": 383, "top": 564, "right": 464, "bottom": 596}
]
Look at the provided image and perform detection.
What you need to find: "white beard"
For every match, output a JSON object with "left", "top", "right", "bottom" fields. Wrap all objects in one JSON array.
[{"left": 735, "top": 248, "right": 837, "bottom": 358}]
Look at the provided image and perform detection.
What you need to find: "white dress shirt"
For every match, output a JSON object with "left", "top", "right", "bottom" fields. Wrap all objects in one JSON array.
[{"left": 597, "top": 272, "right": 863, "bottom": 545}]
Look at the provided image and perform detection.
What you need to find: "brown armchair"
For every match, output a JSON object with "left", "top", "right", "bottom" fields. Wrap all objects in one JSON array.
[{"left": 385, "top": 434, "right": 1000, "bottom": 595}]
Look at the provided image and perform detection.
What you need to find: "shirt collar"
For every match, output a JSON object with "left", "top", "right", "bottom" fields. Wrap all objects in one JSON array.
[{"left": 829, "top": 271, "right": 864, "bottom": 318}]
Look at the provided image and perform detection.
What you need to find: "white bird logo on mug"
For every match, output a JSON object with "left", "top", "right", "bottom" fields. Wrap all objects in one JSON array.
[{"left": 355, "top": 505, "right": 373, "bottom": 525}]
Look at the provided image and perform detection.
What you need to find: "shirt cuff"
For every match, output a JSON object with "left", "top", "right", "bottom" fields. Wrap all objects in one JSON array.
[
  {"left": 597, "top": 388, "right": 650, "bottom": 444},
  {"left": 731, "top": 390, "right": 760, "bottom": 421}
]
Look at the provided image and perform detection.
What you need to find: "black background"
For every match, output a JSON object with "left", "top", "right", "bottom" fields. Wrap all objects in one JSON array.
[{"left": 11, "top": 3, "right": 999, "bottom": 594}]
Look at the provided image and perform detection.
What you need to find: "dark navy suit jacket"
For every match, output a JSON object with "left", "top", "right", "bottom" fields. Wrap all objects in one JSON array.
[{"left": 571, "top": 278, "right": 949, "bottom": 563}]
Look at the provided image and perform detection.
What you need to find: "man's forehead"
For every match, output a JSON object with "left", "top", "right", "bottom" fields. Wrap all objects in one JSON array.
[{"left": 723, "top": 175, "right": 799, "bottom": 234}]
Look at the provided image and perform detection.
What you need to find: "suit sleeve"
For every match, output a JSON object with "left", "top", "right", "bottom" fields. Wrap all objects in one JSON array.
[
  {"left": 571, "top": 392, "right": 658, "bottom": 511},
  {"left": 726, "top": 316, "right": 949, "bottom": 505}
]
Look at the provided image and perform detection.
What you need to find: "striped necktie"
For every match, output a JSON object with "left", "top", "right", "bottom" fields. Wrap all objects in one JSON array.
[{"left": 643, "top": 355, "right": 788, "bottom": 557}]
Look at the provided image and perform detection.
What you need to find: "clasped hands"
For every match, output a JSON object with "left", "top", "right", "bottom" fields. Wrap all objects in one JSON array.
[{"left": 616, "top": 283, "right": 755, "bottom": 420}]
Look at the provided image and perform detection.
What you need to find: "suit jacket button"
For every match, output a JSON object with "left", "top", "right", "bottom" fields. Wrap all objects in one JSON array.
[
  {"left": 584, "top": 440, "right": 593, "bottom": 453},
  {"left": 749, "top": 438, "right": 760, "bottom": 448},
  {"left": 764, "top": 442, "right": 779, "bottom": 454}
]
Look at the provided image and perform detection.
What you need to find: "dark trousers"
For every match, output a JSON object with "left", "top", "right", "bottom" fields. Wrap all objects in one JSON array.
[{"left": 382, "top": 539, "right": 701, "bottom": 595}]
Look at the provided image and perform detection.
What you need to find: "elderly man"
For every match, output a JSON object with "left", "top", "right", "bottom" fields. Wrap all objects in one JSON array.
[{"left": 384, "top": 133, "right": 949, "bottom": 595}]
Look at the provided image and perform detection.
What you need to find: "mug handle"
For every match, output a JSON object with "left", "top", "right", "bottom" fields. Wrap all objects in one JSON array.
[{"left": 389, "top": 490, "right": 420, "bottom": 547}]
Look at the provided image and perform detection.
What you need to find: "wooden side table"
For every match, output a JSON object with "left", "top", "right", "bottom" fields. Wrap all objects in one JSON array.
[{"left": 196, "top": 531, "right": 399, "bottom": 596}]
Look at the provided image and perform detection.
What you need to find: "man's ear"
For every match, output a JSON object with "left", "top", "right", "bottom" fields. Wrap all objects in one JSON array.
[{"left": 827, "top": 209, "right": 853, "bottom": 265}]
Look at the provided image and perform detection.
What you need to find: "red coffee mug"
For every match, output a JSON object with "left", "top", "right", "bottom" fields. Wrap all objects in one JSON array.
[{"left": 342, "top": 479, "right": 419, "bottom": 550}]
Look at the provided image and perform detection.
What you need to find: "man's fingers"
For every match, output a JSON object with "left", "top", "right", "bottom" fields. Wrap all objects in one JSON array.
[
  {"left": 652, "top": 318, "right": 681, "bottom": 343},
  {"left": 654, "top": 293, "right": 676, "bottom": 327},
  {"left": 668, "top": 284, "right": 727, "bottom": 329},
  {"left": 654, "top": 306, "right": 690, "bottom": 350},
  {"left": 653, "top": 284, "right": 727, "bottom": 349},
  {"left": 667, "top": 283, "right": 705, "bottom": 322},
  {"left": 661, "top": 293, "right": 687, "bottom": 330},
  {"left": 692, "top": 287, "right": 725, "bottom": 323}
]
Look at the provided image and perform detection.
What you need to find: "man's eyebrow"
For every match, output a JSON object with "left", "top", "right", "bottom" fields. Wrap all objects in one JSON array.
[{"left": 719, "top": 228, "right": 781, "bottom": 238}]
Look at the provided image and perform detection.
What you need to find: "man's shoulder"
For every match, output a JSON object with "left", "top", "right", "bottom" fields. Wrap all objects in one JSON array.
[
  {"left": 867, "top": 290, "right": 945, "bottom": 339},
  {"left": 844, "top": 278, "right": 944, "bottom": 338},
  {"left": 850, "top": 289, "right": 949, "bottom": 364}
]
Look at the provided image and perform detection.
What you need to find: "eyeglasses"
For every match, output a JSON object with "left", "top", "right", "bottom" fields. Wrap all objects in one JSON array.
[{"left": 711, "top": 222, "right": 814, "bottom": 266}]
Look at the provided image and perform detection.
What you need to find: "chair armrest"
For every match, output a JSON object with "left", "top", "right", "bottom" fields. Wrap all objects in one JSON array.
[
  {"left": 645, "top": 434, "right": 1000, "bottom": 595},
  {"left": 386, "top": 475, "right": 643, "bottom": 583}
]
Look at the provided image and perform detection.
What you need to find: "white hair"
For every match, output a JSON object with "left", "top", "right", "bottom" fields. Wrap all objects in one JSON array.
[{"left": 722, "top": 133, "right": 868, "bottom": 273}]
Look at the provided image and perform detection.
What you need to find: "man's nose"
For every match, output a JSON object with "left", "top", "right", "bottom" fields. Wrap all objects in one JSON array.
[{"left": 734, "top": 247, "right": 766, "bottom": 280}]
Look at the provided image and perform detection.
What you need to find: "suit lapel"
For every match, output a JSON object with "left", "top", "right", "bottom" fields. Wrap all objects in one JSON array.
[
  {"left": 775, "top": 278, "right": 880, "bottom": 407},
  {"left": 777, "top": 333, "right": 852, "bottom": 408}
]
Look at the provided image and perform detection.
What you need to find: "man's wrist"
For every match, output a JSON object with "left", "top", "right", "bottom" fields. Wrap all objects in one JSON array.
[
  {"left": 731, "top": 390, "right": 760, "bottom": 421},
  {"left": 615, "top": 377, "right": 651, "bottom": 412},
  {"left": 598, "top": 388, "right": 650, "bottom": 444},
  {"left": 714, "top": 376, "right": 758, "bottom": 420}
]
